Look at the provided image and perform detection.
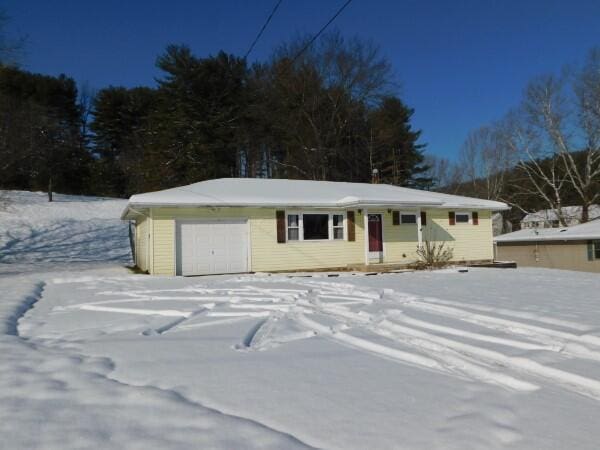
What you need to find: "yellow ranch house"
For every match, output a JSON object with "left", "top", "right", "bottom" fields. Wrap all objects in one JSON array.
[{"left": 121, "top": 178, "right": 508, "bottom": 276}]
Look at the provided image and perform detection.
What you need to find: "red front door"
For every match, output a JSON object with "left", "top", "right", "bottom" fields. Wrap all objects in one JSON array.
[{"left": 368, "top": 214, "right": 383, "bottom": 252}]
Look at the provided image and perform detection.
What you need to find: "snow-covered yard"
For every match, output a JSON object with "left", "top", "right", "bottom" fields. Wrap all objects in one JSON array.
[{"left": 2, "top": 191, "right": 600, "bottom": 449}]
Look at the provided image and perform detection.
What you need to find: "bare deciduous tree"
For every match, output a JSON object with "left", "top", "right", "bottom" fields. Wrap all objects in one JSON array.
[
  {"left": 507, "top": 49, "right": 600, "bottom": 224},
  {"left": 459, "top": 125, "right": 515, "bottom": 200},
  {"left": 497, "top": 108, "right": 571, "bottom": 225},
  {"left": 422, "top": 154, "right": 463, "bottom": 192}
]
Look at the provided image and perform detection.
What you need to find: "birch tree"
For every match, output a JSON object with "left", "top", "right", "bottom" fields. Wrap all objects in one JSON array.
[{"left": 516, "top": 51, "right": 600, "bottom": 223}]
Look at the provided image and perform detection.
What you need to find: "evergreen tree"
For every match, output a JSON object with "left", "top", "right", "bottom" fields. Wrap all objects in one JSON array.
[
  {"left": 90, "top": 86, "right": 156, "bottom": 196},
  {"left": 141, "top": 46, "right": 248, "bottom": 189},
  {"left": 368, "top": 96, "right": 431, "bottom": 188},
  {"left": 0, "top": 66, "right": 90, "bottom": 198}
]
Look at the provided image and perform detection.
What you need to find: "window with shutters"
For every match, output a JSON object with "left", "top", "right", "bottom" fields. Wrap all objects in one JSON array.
[
  {"left": 455, "top": 212, "right": 470, "bottom": 224},
  {"left": 285, "top": 212, "right": 346, "bottom": 241},
  {"left": 400, "top": 212, "right": 417, "bottom": 224}
]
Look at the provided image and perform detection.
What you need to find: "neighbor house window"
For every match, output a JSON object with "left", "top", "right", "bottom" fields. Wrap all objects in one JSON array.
[
  {"left": 333, "top": 214, "right": 344, "bottom": 240},
  {"left": 287, "top": 214, "right": 299, "bottom": 241},
  {"left": 400, "top": 213, "right": 417, "bottom": 224},
  {"left": 595, "top": 241, "right": 600, "bottom": 259},
  {"left": 455, "top": 212, "right": 470, "bottom": 224},
  {"left": 302, "top": 214, "right": 329, "bottom": 240}
]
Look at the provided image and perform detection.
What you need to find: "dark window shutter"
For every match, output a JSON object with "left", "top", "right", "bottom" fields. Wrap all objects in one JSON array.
[
  {"left": 392, "top": 211, "right": 400, "bottom": 225},
  {"left": 276, "top": 210, "right": 286, "bottom": 243},
  {"left": 420, "top": 211, "right": 427, "bottom": 226},
  {"left": 588, "top": 241, "right": 595, "bottom": 261},
  {"left": 449, "top": 211, "right": 455, "bottom": 226},
  {"left": 472, "top": 212, "right": 479, "bottom": 225},
  {"left": 347, "top": 211, "right": 356, "bottom": 241}
]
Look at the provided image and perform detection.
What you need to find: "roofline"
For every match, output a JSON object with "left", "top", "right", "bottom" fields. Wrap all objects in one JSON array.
[
  {"left": 121, "top": 200, "right": 508, "bottom": 220},
  {"left": 495, "top": 235, "right": 600, "bottom": 243}
]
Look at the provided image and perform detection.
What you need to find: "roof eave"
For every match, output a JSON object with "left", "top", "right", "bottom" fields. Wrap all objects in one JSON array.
[{"left": 123, "top": 199, "right": 508, "bottom": 214}]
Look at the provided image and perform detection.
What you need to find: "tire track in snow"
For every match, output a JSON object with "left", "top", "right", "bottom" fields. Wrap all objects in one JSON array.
[
  {"left": 7, "top": 277, "right": 315, "bottom": 450},
  {"left": 286, "top": 283, "right": 600, "bottom": 399},
  {"left": 375, "top": 318, "right": 600, "bottom": 401},
  {"left": 299, "top": 300, "right": 539, "bottom": 392},
  {"left": 72, "top": 276, "right": 600, "bottom": 401},
  {"left": 385, "top": 310, "right": 558, "bottom": 352},
  {"left": 414, "top": 296, "right": 592, "bottom": 332},
  {"left": 397, "top": 297, "right": 600, "bottom": 361},
  {"left": 295, "top": 313, "right": 445, "bottom": 372}
]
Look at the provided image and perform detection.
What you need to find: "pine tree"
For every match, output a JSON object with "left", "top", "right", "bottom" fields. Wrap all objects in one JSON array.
[{"left": 368, "top": 96, "right": 431, "bottom": 188}]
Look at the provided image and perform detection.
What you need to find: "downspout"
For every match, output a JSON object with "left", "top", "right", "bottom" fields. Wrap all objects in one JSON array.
[
  {"left": 149, "top": 208, "right": 154, "bottom": 275},
  {"left": 125, "top": 206, "right": 151, "bottom": 271}
]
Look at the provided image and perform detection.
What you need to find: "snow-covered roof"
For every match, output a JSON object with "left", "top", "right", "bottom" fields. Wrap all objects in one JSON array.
[
  {"left": 495, "top": 218, "right": 600, "bottom": 243},
  {"left": 121, "top": 178, "right": 508, "bottom": 219},
  {"left": 521, "top": 205, "right": 600, "bottom": 223}
]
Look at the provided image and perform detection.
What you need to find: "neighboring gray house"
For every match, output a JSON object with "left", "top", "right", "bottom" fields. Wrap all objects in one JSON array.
[
  {"left": 520, "top": 205, "right": 600, "bottom": 229},
  {"left": 495, "top": 219, "right": 600, "bottom": 273}
]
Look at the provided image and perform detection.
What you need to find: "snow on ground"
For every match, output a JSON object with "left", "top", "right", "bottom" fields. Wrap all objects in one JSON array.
[
  {"left": 0, "top": 190, "right": 131, "bottom": 275},
  {"left": 0, "top": 191, "right": 307, "bottom": 449},
  {"left": 2, "top": 190, "right": 600, "bottom": 449},
  {"left": 12, "top": 269, "right": 600, "bottom": 449}
]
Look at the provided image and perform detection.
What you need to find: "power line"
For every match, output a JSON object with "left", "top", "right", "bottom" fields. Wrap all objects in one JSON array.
[
  {"left": 291, "top": 0, "right": 353, "bottom": 64},
  {"left": 244, "top": 0, "right": 284, "bottom": 60}
]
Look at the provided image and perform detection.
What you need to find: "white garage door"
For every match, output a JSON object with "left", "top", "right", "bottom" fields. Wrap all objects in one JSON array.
[{"left": 177, "top": 219, "right": 249, "bottom": 276}]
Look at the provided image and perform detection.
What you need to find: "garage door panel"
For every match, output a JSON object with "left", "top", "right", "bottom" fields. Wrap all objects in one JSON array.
[{"left": 178, "top": 220, "right": 248, "bottom": 276}]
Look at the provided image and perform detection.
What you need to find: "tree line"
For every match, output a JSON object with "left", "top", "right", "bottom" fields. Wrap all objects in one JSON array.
[
  {"left": 428, "top": 48, "right": 600, "bottom": 229},
  {"left": 2, "top": 6, "right": 599, "bottom": 231},
  {"left": 0, "top": 29, "right": 431, "bottom": 200}
]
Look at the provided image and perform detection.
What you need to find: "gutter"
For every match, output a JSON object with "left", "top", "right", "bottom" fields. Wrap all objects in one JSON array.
[{"left": 122, "top": 200, "right": 508, "bottom": 215}]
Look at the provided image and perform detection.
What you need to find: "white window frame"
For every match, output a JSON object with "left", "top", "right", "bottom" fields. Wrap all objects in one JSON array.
[
  {"left": 287, "top": 214, "right": 300, "bottom": 241},
  {"left": 331, "top": 213, "right": 345, "bottom": 240},
  {"left": 286, "top": 211, "right": 347, "bottom": 242},
  {"left": 399, "top": 211, "right": 418, "bottom": 225},
  {"left": 454, "top": 211, "right": 471, "bottom": 224}
]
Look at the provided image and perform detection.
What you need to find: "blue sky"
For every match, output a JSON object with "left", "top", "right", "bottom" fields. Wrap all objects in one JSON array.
[{"left": 4, "top": 0, "right": 600, "bottom": 160}]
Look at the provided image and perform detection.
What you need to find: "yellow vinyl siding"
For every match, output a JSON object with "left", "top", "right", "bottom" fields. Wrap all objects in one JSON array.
[
  {"left": 135, "top": 216, "right": 149, "bottom": 272},
  {"left": 149, "top": 207, "right": 365, "bottom": 273},
  {"left": 251, "top": 210, "right": 365, "bottom": 271},
  {"left": 145, "top": 206, "right": 494, "bottom": 275},
  {"left": 376, "top": 210, "right": 420, "bottom": 263},
  {"left": 423, "top": 209, "right": 493, "bottom": 261},
  {"left": 152, "top": 218, "right": 175, "bottom": 275}
]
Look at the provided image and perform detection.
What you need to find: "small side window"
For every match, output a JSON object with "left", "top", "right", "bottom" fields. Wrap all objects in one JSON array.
[
  {"left": 332, "top": 214, "right": 344, "bottom": 240},
  {"left": 455, "top": 212, "right": 470, "bottom": 224},
  {"left": 595, "top": 241, "right": 600, "bottom": 260},
  {"left": 287, "top": 214, "right": 299, "bottom": 241},
  {"left": 400, "top": 213, "right": 417, "bottom": 224}
]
